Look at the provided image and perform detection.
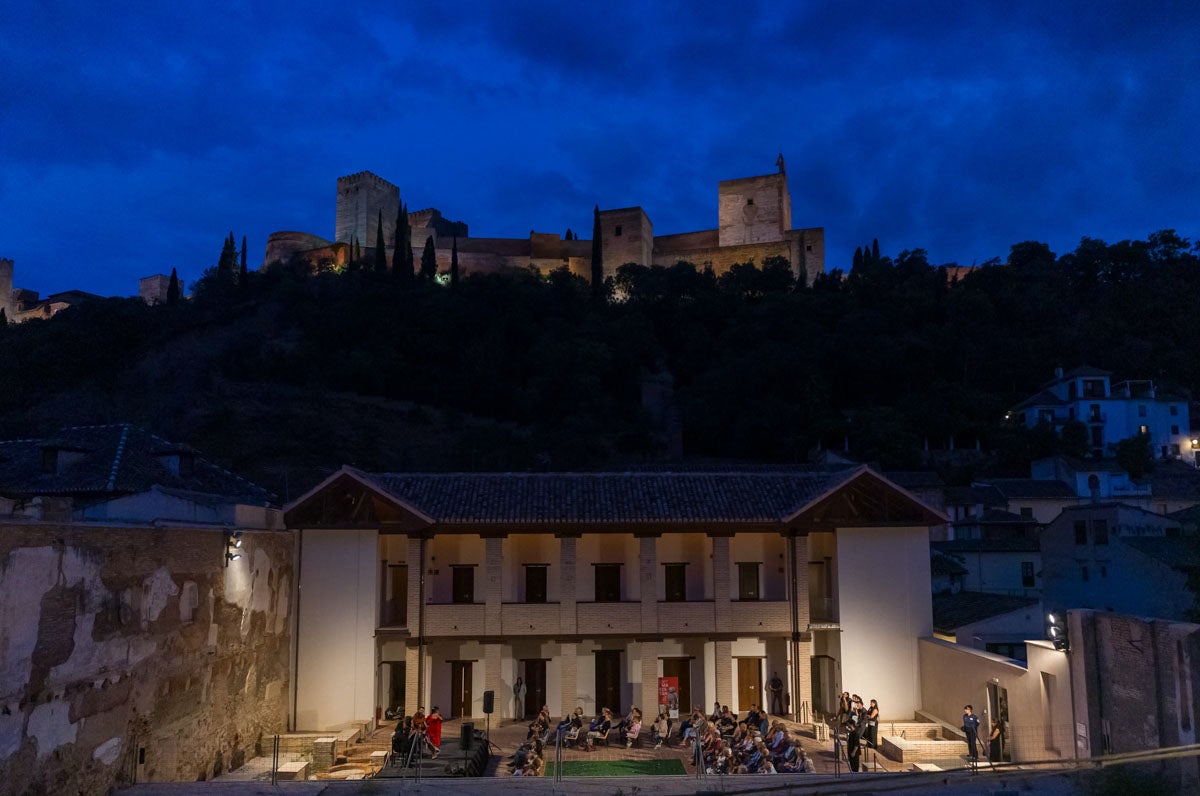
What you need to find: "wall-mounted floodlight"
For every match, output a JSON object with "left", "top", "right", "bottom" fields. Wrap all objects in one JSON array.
[
  {"left": 1046, "top": 612, "right": 1069, "bottom": 652},
  {"left": 225, "top": 531, "right": 244, "bottom": 566}
]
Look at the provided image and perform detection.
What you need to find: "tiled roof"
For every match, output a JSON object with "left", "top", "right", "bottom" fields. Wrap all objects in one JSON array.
[
  {"left": 1012, "top": 390, "right": 1069, "bottom": 411},
  {"left": 1146, "top": 461, "right": 1200, "bottom": 501},
  {"left": 351, "top": 467, "right": 864, "bottom": 524},
  {"left": 1061, "top": 366, "right": 1112, "bottom": 379},
  {"left": 977, "top": 478, "right": 1077, "bottom": 499},
  {"left": 1121, "top": 537, "right": 1200, "bottom": 569},
  {"left": 944, "top": 484, "right": 1007, "bottom": 508},
  {"left": 955, "top": 508, "right": 1039, "bottom": 525},
  {"left": 933, "top": 591, "right": 1040, "bottom": 633},
  {"left": 933, "top": 538, "right": 1041, "bottom": 553},
  {"left": 0, "top": 424, "right": 274, "bottom": 505}
]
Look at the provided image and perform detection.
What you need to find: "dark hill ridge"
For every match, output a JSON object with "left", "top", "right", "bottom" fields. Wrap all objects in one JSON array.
[{"left": 0, "top": 231, "right": 1197, "bottom": 491}]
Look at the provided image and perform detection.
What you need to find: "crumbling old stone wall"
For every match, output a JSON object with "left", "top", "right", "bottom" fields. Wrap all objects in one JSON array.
[{"left": 0, "top": 523, "right": 294, "bottom": 795}]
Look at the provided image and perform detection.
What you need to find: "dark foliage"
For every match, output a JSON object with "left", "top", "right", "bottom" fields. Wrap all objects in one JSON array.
[{"left": 1, "top": 231, "right": 1198, "bottom": 491}]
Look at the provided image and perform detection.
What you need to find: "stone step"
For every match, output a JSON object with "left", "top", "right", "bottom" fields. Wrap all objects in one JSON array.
[{"left": 880, "top": 735, "right": 969, "bottom": 764}]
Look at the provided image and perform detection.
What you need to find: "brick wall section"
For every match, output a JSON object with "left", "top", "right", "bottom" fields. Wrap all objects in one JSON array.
[
  {"left": 559, "top": 537, "right": 577, "bottom": 634},
  {"left": 484, "top": 644, "right": 502, "bottom": 720},
  {"left": 793, "top": 535, "right": 813, "bottom": 717},
  {"left": 560, "top": 643, "right": 577, "bottom": 712},
  {"left": 406, "top": 537, "right": 423, "bottom": 636},
  {"left": 714, "top": 640, "right": 733, "bottom": 708},
  {"left": 640, "top": 536, "right": 657, "bottom": 634},
  {"left": 713, "top": 537, "right": 731, "bottom": 632},
  {"left": 485, "top": 537, "right": 503, "bottom": 630},
  {"left": 0, "top": 522, "right": 293, "bottom": 795},
  {"left": 640, "top": 641, "right": 659, "bottom": 716},
  {"left": 405, "top": 644, "right": 420, "bottom": 718}
]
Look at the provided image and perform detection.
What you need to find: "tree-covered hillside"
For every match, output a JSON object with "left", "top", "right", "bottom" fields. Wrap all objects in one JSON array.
[{"left": 1, "top": 231, "right": 1196, "bottom": 497}]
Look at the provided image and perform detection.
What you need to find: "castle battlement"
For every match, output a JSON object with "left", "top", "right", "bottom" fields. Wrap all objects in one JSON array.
[{"left": 336, "top": 171, "right": 398, "bottom": 192}]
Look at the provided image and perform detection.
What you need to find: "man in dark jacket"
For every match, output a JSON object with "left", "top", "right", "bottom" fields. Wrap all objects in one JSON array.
[{"left": 961, "top": 705, "right": 980, "bottom": 762}]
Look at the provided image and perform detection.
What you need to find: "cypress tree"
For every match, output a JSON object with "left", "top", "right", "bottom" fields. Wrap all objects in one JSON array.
[
  {"left": 450, "top": 233, "right": 459, "bottom": 290},
  {"left": 590, "top": 205, "right": 603, "bottom": 301},
  {"left": 217, "top": 232, "right": 237, "bottom": 285},
  {"left": 167, "top": 268, "right": 180, "bottom": 305},
  {"left": 871, "top": 237, "right": 880, "bottom": 264},
  {"left": 565, "top": 228, "right": 574, "bottom": 241},
  {"left": 374, "top": 210, "right": 388, "bottom": 272},
  {"left": 852, "top": 246, "right": 863, "bottom": 272},
  {"left": 239, "top": 235, "right": 248, "bottom": 287},
  {"left": 420, "top": 235, "right": 437, "bottom": 281},
  {"left": 403, "top": 204, "right": 415, "bottom": 278},
  {"left": 393, "top": 205, "right": 410, "bottom": 282},
  {"left": 354, "top": 237, "right": 361, "bottom": 265},
  {"left": 0, "top": 307, "right": 7, "bottom": 329}
]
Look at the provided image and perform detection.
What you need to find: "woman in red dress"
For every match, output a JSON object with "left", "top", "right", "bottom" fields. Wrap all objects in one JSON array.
[{"left": 426, "top": 706, "right": 444, "bottom": 758}]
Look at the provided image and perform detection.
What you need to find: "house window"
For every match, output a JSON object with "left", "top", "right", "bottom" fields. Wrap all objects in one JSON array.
[
  {"left": 1089, "top": 404, "right": 1102, "bottom": 422},
  {"left": 452, "top": 566, "right": 475, "bottom": 604},
  {"left": 524, "top": 565, "right": 548, "bottom": 604},
  {"left": 746, "top": 197, "right": 754, "bottom": 205},
  {"left": 1099, "top": 563, "right": 1108, "bottom": 578},
  {"left": 1019, "top": 507, "right": 1034, "bottom": 519},
  {"left": 614, "top": 225, "right": 623, "bottom": 237},
  {"left": 1081, "top": 565, "right": 1089, "bottom": 582},
  {"left": 594, "top": 564, "right": 621, "bottom": 602},
  {"left": 1093, "top": 520, "right": 1109, "bottom": 545},
  {"left": 1172, "top": 425, "right": 1181, "bottom": 435},
  {"left": 1173, "top": 444, "right": 1182, "bottom": 456},
  {"left": 1171, "top": 405, "right": 1179, "bottom": 416},
  {"left": 737, "top": 563, "right": 760, "bottom": 601},
  {"left": 1021, "top": 562, "right": 1035, "bottom": 588},
  {"left": 1074, "top": 521, "right": 1088, "bottom": 545},
  {"left": 664, "top": 563, "right": 687, "bottom": 602},
  {"left": 1139, "top": 424, "right": 1149, "bottom": 435}
]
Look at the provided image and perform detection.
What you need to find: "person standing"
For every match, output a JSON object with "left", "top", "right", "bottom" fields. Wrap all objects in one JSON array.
[
  {"left": 865, "top": 699, "right": 880, "bottom": 749},
  {"left": 768, "top": 671, "right": 784, "bottom": 715},
  {"left": 426, "top": 706, "right": 444, "bottom": 759},
  {"left": 962, "top": 705, "right": 980, "bottom": 762},
  {"left": 988, "top": 718, "right": 1005, "bottom": 763},
  {"left": 514, "top": 676, "right": 527, "bottom": 718}
]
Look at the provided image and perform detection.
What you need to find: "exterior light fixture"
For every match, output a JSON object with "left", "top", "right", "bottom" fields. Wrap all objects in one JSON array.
[
  {"left": 1046, "top": 612, "right": 1069, "bottom": 652},
  {"left": 1191, "top": 438, "right": 1199, "bottom": 449},
  {"left": 225, "top": 531, "right": 244, "bottom": 566}
]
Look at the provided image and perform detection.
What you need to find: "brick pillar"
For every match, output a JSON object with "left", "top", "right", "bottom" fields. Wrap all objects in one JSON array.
[
  {"left": 639, "top": 536, "right": 657, "bottom": 634},
  {"left": 405, "top": 643, "right": 420, "bottom": 714},
  {"left": 484, "top": 643, "right": 502, "bottom": 720},
  {"left": 640, "top": 641, "right": 659, "bottom": 716},
  {"left": 560, "top": 643, "right": 578, "bottom": 714},
  {"left": 406, "top": 536, "right": 424, "bottom": 631},
  {"left": 485, "top": 536, "right": 503, "bottom": 631},
  {"left": 712, "top": 536, "right": 731, "bottom": 632},
  {"left": 792, "top": 535, "right": 813, "bottom": 722},
  {"left": 714, "top": 640, "right": 733, "bottom": 708},
  {"left": 559, "top": 536, "right": 577, "bottom": 634}
]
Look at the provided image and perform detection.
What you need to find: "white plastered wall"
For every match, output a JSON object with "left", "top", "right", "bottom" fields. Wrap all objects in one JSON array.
[
  {"left": 836, "top": 526, "right": 932, "bottom": 719},
  {"left": 294, "top": 529, "right": 378, "bottom": 730}
]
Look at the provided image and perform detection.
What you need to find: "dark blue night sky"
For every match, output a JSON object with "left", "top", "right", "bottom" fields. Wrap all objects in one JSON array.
[{"left": 2, "top": 1, "right": 1197, "bottom": 297}]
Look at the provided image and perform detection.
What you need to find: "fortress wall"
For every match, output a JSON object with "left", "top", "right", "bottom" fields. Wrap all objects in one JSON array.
[
  {"left": 794, "top": 227, "right": 825, "bottom": 286},
  {"left": 335, "top": 172, "right": 399, "bottom": 248},
  {"left": 651, "top": 239, "right": 794, "bottom": 276},
  {"left": 0, "top": 258, "right": 12, "bottom": 319},
  {"left": 718, "top": 173, "right": 790, "bottom": 247},
  {"left": 599, "top": 207, "right": 654, "bottom": 275},
  {"left": 654, "top": 229, "right": 719, "bottom": 253},
  {"left": 263, "top": 232, "right": 333, "bottom": 268}
]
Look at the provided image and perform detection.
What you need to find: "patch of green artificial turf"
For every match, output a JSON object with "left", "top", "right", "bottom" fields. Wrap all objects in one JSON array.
[{"left": 544, "top": 758, "right": 688, "bottom": 777}]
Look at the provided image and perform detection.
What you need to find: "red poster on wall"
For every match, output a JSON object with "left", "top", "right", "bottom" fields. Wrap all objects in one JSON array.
[{"left": 658, "top": 676, "right": 680, "bottom": 719}]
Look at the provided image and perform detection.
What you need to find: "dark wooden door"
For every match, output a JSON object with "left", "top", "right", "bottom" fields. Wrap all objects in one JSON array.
[
  {"left": 736, "top": 658, "right": 761, "bottom": 712},
  {"left": 595, "top": 650, "right": 622, "bottom": 713},
  {"left": 662, "top": 657, "right": 691, "bottom": 714},
  {"left": 388, "top": 661, "right": 406, "bottom": 713},
  {"left": 450, "top": 661, "right": 473, "bottom": 718},
  {"left": 387, "top": 564, "right": 407, "bottom": 626},
  {"left": 523, "top": 659, "right": 547, "bottom": 718}
]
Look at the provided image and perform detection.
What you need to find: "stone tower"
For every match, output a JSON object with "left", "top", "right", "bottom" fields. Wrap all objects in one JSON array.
[
  {"left": 717, "top": 167, "right": 792, "bottom": 247},
  {"left": 0, "top": 258, "right": 13, "bottom": 320},
  {"left": 335, "top": 172, "right": 400, "bottom": 250}
]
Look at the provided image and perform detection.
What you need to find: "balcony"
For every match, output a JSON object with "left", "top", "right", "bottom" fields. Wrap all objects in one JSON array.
[
  {"left": 423, "top": 603, "right": 486, "bottom": 636},
  {"left": 658, "top": 600, "right": 716, "bottom": 633},
  {"left": 577, "top": 601, "right": 642, "bottom": 635},
  {"left": 501, "top": 602, "right": 561, "bottom": 635},
  {"left": 730, "top": 600, "right": 791, "bottom": 632}
]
